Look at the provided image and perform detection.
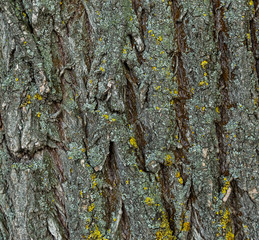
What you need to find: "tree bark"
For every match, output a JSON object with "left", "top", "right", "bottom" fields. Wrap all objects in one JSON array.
[{"left": 0, "top": 0, "right": 258, "bottom": 239}]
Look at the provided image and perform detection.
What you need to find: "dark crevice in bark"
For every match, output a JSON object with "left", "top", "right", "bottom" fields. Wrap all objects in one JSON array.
[
  {"left": 130, "top": 1, "right": 146, "bottom": 64},
  {"left": 0, "top": 113, "right": 3, "bottom": 131},
  {"left": 17, "top": 1, "right": 33, "bottom": 34},
  {"left": 214, "top": 122, "right": 229, "bottom": 176},
  {"left": 8, "top": 47, "right": 16, "bottom": 71},
  {"left": 140, "top": 8, "right": 147, "bottom": 37},
  {"left": 228, "top": 180, "right": 250, "bottom": 239},
  {"left": 211, "top": 1, "right": 245, "bottom": 237},
  {"left": 49, "top": 148, "right": 65, "bottom": 183},
  {"left": 187, "top": 182, "right": 198, "bottom": 240},
  {"left": 211, "top": 0, "right": 232, "bottom": 176},
  {"left": 83, "top": 10, "right": 94, "bottom": 73},
  {"left": 48, "top": 148, "right": 69, "bottom": 239},
  {"left": 123, "top": 62, "right": 146, "bottom": 170},
  {"left": 170, "top": 1, "right": 190, "bottom": 166},
  {"left": 118, "top": 202, "right": 131, "bottom": 240},
  {"left": 250, "top": 0, "right": 259, "bottom": 84},
  {"left": 158, "top": 164, "right": 176, "bottom": 234},
  {"left": 103, "top": 142, "right": 120, "bottom": 231}
]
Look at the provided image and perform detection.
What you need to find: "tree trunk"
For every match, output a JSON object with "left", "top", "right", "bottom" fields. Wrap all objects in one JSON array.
[{"left": 0, "top": 0, "right": 258, "bottom": 239}]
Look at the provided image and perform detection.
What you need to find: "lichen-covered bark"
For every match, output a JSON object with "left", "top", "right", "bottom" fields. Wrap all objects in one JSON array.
[{"left": 0, "top": 0, "right": 258, "bottom": 239}]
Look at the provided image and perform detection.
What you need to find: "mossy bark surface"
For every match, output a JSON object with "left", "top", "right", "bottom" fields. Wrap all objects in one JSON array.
[{"left": 0, "top": 0, "right": 258, "bottom": 239}]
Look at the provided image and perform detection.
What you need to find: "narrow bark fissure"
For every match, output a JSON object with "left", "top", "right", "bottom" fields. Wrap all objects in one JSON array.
[
  {"left": 49, "top": 148, "right": 65, "bottom": 183},
  {"left": 48, "top": 148, "right": 70, "bottom": 239},
  {"left": 103, "top": 142, "right": 120, "bottom": 231},
  {"left": 186, "top": 182, "right": 197, "bottom": 240},
  {"left": 228, "top": 180, "right": 249, "bottom": 239},
  {"left": 211, "top": 0, "right": 232, "bottom": 176},
  {"left": 118, "top": 202, "right": 131, "bottom": 240},
  {"left": 250, "top": 0, "right": 259, "bottom": 84},
  {"left": 123, "top": 62, "right": 146, "bottom": 170},
  {"left": 83, "top": 9, "right": 94, "bottom": 73},
  {"left": 130, "top": 0, "right": 146, "bottom": 63},
  {"left": 159, "top": 165, "right": 176, "bottom": 234},
  {"left": 170, "top": 0, "right": 190, "bottom": 168},
  {"left": 211, "top": 1, "right": 246, "bottom": 238}
]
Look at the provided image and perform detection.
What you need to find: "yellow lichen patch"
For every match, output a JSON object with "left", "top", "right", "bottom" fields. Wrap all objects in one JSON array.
[
  {"left": 155, "top": 86, "right": 160, "bottom": 90},
  {"left": 156, "top": 106, "right": 160, "bottom": 110},
  {"left": 100, "top": 67, "right": 104, "bottom": 72},
  {"left": 182, "top": 222, "right": 190, "bottom": 231},
  {"left": 129, "top": 137, "right": 138, "bottom": 148},
  {"left": 37, "top": 112, "right": 41, "bottom": 118},
  {"left": 156, "top": 211, "right": 175, "bottom": 240},
  {"left": 126, "top": 180, "right": 129, "bottom": 184},
  {"left": 152, "top": 66, "right": 157, "bottom": 71},
  {"left": 176, "top": 171, "right": 180, "bottom": 178},
  {"left": 170, "top": 100, "right": 174, "bottom": 105},
  {"left": 178, "top": 177, "right": 183, "bottom": 184},
  {"left": 249, "top": 0, "right": 253, "bottom": 6},
  {"left": 221, "top": 208, "right": 231, "bottom": 229},
  {"left": 148, "top": 30, "right": 152, "bottom": 33},
  {"left": 204, "top": 72, "right": 207, "bottom": 76},
  {"left": 222, "top": 181, "right": 230, "bottom": 194},
  {"left": 91, "top": 174, "right": 97, "bottom": 188},
  {"left": 103, "top": 114, "right": 109, "bottom": 119},
  {"left": 27, "top": 94, "right": 31, "bottom": 102},
  {"left": 81, "top": 148, "right": 85, "bottom": 152},
  {"left": 34, "top": 93, "right": 42, "bottom": 100},
  {"left": 87, "top": 224, "right": 102, "bottom": 240},
  {"left": 199, "top": 81, "right": 205, "bottom": 86},
  {"left": 80, "top": 190, "right": 83, "bottom": 198},
  {"left": 201, "top": 60, "right": 208, "bottom": 69},
  {"left": 165, "top": 155, "right": 172, "bottom": 166},
  {"left": 99, "top": 37, "right": 102, "bottom": 41},
  {"left": 16, "top": 78, "right": 19, "bottom": 81},
  {"left": 202, "top": 106, "right": 205, "bottom": 111},
  {"left": 216, "top": 107, "right": 220, "bottom": 113},
  {"left": 191, "top": 88, "right": 194, "bottom": 94},
  {"left": 145, "top": 197, "right": 154, "bottom": 206},
  {"left": 123, "top": 48, "right": 127, "bottom": 54},
  {"left": 88, "top": 203, "right": 95, "bottom": 212},
  {"left": 247, "top": 33, "right": 251, "bottom": 40},
  {"left": 226, "top": 227, "right": 234, "bottom": 240}
]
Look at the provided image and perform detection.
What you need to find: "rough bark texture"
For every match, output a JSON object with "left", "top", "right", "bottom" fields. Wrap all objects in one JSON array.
[{"left": 0, "top": 0, "right": 258, "bottom": 239}]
